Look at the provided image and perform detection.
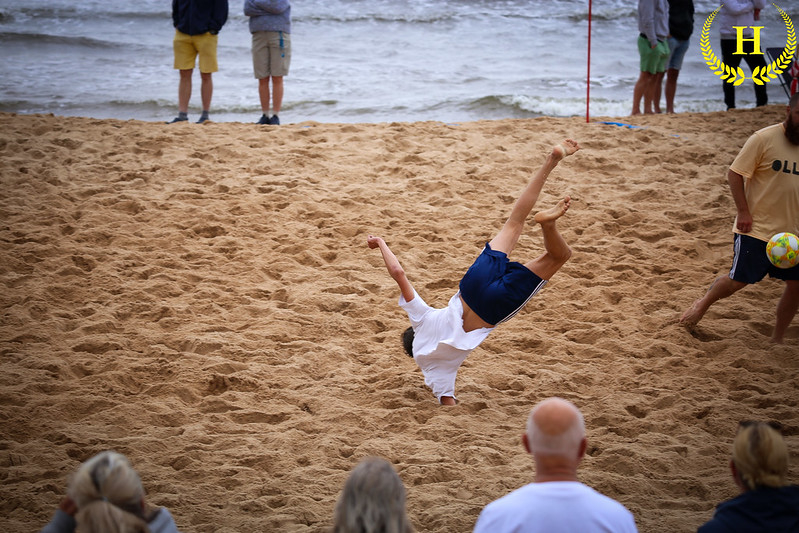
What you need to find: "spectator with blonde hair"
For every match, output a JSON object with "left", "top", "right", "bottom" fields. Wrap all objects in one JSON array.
[
  {"left": 698, "top": 421, "right": 799, "bottom": 532},
  {"left": 333, "top": 457, "right": 413, "bottom": 533},
  {"left": 40, "top": 450, "right": 181, "bottom": 533}
]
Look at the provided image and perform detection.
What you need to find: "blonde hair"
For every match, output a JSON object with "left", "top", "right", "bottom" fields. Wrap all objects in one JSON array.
[
  {"left": 732, "top": 422, "right": 789, "bottom": 491},
  {"left": 526, "top": 397, "right": 585, "bottom": 456},
  {"left": 67, "top": 451, "right": 150, "bottom": 533},
  {"left": 333, "top": 457, "right": 414, "bottom": 533}
]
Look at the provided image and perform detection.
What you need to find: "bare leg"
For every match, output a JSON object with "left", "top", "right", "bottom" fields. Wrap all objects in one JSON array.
[
  {"left": 489, "top": 140, "right": 579, "bottom": 256},
  {"left": 524, "top": 196, "right": 572, "bottom": 280},
  {"left": 652, "top": 71, "right": 665, "bottom": 114},
  {"left": 178, "top": 69, "right": 193, "bottom": 114},
  {"left": 272, "top": 76, "right": 284, "bottom": 115},
  {"left": 665, "top": 68, "right": 679, "bottom": 113},
  {"left": 632, "top": 71, "right": 652, "bottom": 115},
  {"left": 259, "top": 78, "right": 271, "bottom": 114},
  {"left": 680, "top": 274, "right": 747, "bottom": 327},
  {"left": 643, "top": 72, "right": 660, "bottom": 114},
  {"left": 200, "top": 72, "right": 213, "bottom": 113},
  {"left": 773, "top": 280, "right": 799, "bottom": 344}
]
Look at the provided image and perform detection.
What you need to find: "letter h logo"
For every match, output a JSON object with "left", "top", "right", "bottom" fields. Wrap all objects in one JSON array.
[{"left": 733, "top": 26, "right": 764, "bottom": 55}]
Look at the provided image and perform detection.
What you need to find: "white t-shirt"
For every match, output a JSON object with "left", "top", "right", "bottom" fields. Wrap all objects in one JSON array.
[
  {"left": 473, "top": 481, "right": 638, "bottom": 533},
  {"left": 399, "top": 290, "right": 494, "bottom": 401}
]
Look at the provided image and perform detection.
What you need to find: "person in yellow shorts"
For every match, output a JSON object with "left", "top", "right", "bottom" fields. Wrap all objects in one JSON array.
[{"left": 168, "top": 0, "right": 229, "bottom": 124}]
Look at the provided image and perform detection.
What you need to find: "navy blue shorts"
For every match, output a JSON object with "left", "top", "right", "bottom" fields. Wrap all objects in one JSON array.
[
  {"left": 459, "top": 243, "right": 547, "bottom": 325},
  {"left": 730, "top": 234, "right": 799, "bottom": 283}
]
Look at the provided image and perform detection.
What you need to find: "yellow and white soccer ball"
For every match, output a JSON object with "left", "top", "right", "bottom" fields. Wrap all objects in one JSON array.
[{"left": 766, "top": 232, "right": 799, "bottom": 269}]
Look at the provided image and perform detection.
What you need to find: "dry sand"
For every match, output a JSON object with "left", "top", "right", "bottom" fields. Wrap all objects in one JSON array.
[{"left": 1, "top": 107, "right": 797, "bottom": 533}]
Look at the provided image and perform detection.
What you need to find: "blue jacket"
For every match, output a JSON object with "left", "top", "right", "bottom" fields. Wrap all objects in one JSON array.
[
  {"left": 173, "top": 0, "right": 229, "bottom": 35},
  {"left": 697, "top": 485, "right": 799, "bottom": 533},
  {"left": 41, "top": 507, "right": 181, "bottom": 533},
  {"left": 244, "top": 0, "right": 291, "bottom": 34}
]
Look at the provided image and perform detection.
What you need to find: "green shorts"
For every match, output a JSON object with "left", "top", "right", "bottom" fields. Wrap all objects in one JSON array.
[
  {"left": 173, "top": 30, "right": 219, "bottom": 73},
  {"left": 638, "top": 36, "right": 669, "bottom": 74}
]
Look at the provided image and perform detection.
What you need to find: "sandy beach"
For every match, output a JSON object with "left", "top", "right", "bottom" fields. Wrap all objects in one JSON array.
[{"left": 1, "top": 108, "right": 797, "bottom": 532}]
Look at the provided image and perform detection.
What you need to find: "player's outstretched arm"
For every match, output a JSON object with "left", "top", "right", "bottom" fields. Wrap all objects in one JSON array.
[{"left": 368, "top": 235, "right": 415, "bottom": 302}]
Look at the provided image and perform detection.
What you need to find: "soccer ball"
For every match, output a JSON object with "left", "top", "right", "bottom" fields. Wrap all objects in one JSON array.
[{"left": 766, "top": 232, "right": 799, "bottom": 269}]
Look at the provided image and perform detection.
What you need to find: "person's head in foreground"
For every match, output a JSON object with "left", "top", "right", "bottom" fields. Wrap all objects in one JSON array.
[
  {"left": 731, "top": 421, "right": 789, "bottom": 492},
  {"left": 68, "top": 450, "right": 151, "bottom": 533},
  {"left": 523, "top": 397, "right": 587, "bottom": 481},
  {"left": 333, "top": 457, "right": 414, "bottom": 533},
  {"left": 697, "top": 421, "right": 799, "bottom": 533}
]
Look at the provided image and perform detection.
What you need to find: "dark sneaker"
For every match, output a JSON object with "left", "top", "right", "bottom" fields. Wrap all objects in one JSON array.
[
  {"left": 256, "top": 114, "right": 270, "bottom": 125},
  {"left": 269, "top": 114, "right": 280, "bottom": 125},
  {"left": 167, "top": 116, "right": 188, "bottom": 124},
  {"left": 196, "top": 115, "right": 210, "bottom": 124}
]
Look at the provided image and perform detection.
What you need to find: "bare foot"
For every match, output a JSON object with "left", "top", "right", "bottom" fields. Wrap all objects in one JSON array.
[
  {"left": 534, "top": 196, "right": 571, "bottom": 224},
  {"left": 440, "top": 396, "right": 457, "bottom": 406},
  {"left": 679, "top": 299, "right": 705, "bottom": 328},
  {"left": 552, "top": 139, "right": 580, "bottom": 161}
]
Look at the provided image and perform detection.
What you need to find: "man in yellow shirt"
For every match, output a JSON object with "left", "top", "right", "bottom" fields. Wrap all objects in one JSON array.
[{"left": 681, "top": 93, "right": 799, "bottom": 343}]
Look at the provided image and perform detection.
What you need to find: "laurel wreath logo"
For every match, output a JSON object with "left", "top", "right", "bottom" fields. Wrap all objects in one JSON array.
[{"left": 701, "top": 3, "right": 796, "bottom": 86}]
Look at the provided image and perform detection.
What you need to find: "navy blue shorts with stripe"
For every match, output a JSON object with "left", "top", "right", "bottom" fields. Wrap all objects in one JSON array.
[
  {"left": 459, "top": 243, "right": 547, "bottom": 325},
  {"left": 730, "top": 233, "right": 799, "bottom": 283}
]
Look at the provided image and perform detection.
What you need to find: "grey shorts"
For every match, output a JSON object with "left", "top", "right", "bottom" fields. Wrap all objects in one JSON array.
[{"left": 252, "top": 31, "right": 291, "bottom": 78}]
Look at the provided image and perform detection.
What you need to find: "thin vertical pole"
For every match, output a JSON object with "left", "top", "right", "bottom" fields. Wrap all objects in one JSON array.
[{"left": 586, "top": 0, "right": 592, "bottom": 122}]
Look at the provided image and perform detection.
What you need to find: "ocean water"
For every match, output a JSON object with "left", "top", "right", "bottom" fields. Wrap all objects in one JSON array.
[{"left": 0, "top": 0, "right": 794, "bottom": 124}]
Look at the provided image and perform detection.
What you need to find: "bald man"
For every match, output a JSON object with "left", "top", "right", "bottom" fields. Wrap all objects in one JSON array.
[{"left": 473, "top": 398, "right": 638, "bottom": 533}]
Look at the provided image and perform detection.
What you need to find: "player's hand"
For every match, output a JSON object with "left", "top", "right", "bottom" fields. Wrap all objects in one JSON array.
[
  {"left": 736, "top": 212, "right": 753, "bottom": 234},
  {"left": 367, "top": 235, "right": 383, "bottom": 249},
  {"left": 59, "top": 497, "right": 78, "bottom": 516}
]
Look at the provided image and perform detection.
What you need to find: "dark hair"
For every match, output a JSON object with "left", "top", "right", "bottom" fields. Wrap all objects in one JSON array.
[{"left": 401, "top": 327, "right": 414, "bottom": 358}]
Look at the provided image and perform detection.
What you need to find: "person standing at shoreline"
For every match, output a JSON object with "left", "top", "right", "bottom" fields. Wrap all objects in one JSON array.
[
  {"left": 718, "top": 0, "right": 768, "bottom": 110},
  {"left": 632, "top": 0, "right": 670, "bottom": 115},
  {"left": 245, "top": 0, "right": 292, "bottom": 126},
  {"left": 663, "top": 0, "right": 694, "bottom": 113},
  {"left": 168, "top": 0, "right": 229, "bottom": 124}
]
